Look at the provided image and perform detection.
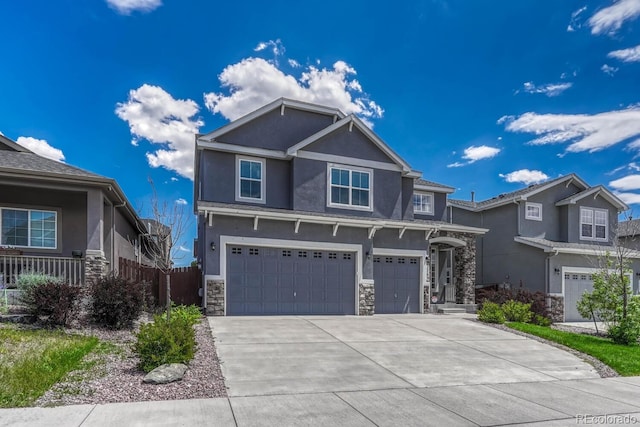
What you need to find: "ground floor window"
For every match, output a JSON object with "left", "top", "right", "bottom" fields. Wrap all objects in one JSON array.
[{"left": 0, "top": 208, "right": 57, "bottom": 248}]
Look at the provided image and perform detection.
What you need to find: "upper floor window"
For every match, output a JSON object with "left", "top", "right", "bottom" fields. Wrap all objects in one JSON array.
[
  {"left": 236, "top": 156, "right": 265, "bottom": 203},
  {"left": 413, "top": 192, "right": 434, "bottom": 215},
  {"left": 525, "top": 202, "right": 542, "bottom": 221},
  {"left": 327, "top": 164, "right": 372, "bottom": 210},
  {"left": 580, "top": 207, "right": 608, "bottom": 241},
  {"left": 1, "top": 208, "right": 57, "bottom": 249}
]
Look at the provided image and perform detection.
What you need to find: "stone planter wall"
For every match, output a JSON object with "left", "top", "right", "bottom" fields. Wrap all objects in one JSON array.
[
  {"left": 547, "top": 295, "right": 564, "bottom": 323},
  {"left": 359, "top": 281, "right": 374, "bottom": 315}
]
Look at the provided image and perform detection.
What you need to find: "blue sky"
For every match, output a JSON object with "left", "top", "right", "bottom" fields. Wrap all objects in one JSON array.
[{"left": 2, "top": 0, "right": 640, "bottom": 264}]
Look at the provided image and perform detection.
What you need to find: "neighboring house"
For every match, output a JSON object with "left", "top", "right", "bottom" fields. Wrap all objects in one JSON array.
[
  {"left": 618, "top": 218, "right": 640, "bottom": 251},
  {"left": 448, "top": 174, "right": 640, "bottom": 321},
  {"left": 0, "top": 134, "right": 152, "bottom": 286},
  {"left": 194, "top": 98, "right": 487, "bottom": 316}
]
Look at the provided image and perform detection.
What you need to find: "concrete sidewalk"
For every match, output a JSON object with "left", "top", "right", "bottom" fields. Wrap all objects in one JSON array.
[{"left": 3, "top": 377, "right": 640, "bottom": 426}]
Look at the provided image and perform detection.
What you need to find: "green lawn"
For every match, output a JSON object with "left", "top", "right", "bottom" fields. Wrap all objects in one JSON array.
[
  {"left": 0, "top": 325, "right": 98, "bottom": 407},
  {"left": 507, "top": 322, "right": 640, "bottom": 376}
]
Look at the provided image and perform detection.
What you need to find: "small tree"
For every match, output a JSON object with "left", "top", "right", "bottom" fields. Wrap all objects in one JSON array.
[
  {"left": 578, "top": 252, "right": 640, "bottom": 344},
  {"left": 138, "top": 178, "right": 192, "bottom": 319}
]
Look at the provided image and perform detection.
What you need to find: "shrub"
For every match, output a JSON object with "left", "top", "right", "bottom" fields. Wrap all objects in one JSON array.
[
  {"left": 134, "top": 314, "right": 196, "bottom": 373},
  {"left": 477, "top": 301, "right": 505, "bottom": 324},
  {"left": 89, "top": 274, "right": 146, "bottom": 329},
  {"left": 502, "top": 300, "right": 533, "bottom": 323},
  {"left": 19, "top": 278, "right": 82, "bottom": 326},
  {"left": 16, "top": 272, "right": 63, "bottom": 290},
  {"left": 532, "top": 314, "right": 552, "bottom": 327},
  {"left": 608, "top": 317, "right": 640, "bottom": 345},
  {"left": 477, "top": 288, "right": 552, "bottom": 322},
  {"left": 163, "top": 304, "right": 202, "bottom": 326}
]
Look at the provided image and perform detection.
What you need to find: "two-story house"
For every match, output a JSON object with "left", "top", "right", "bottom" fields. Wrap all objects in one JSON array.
[
  {"left": 448, "top": 174, "right": 640, "bottom": 321},
  {"left": 194, "top": 98, "right": 487, "bottom": 316}
]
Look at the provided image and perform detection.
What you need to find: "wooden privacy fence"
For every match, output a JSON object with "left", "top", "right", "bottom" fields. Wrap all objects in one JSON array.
[{"left": 118, "top": 258, "right": 202, "bottom": 308}]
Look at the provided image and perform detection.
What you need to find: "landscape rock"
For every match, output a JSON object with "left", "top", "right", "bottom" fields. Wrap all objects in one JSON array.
[{"left": 143, "top": 363, "right": 188, "bottom": 384}]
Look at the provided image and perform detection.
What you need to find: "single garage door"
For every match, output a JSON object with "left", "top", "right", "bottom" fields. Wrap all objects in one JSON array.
[
  {"left": 564, "top": 272, "right": 594, "bottom": 322},
  {"left": 227, "top": 245, "right": 356, "bottom": 315},
  {"left": 373, "top": 256, "right": 421, "bottom": 313}
]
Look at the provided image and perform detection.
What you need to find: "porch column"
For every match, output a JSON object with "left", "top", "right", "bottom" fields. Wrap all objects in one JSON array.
[
  {"left": 452, "top": 233, "right": 476, "bottom": 304},
  {"left": 85, "top": 189, "right": 107, "bottom": 284}
]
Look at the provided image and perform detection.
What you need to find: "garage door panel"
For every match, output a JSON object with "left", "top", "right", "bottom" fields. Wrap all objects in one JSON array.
[
  {"left": 227, "top": 245, "right": 355, "bottom": 315},
  {"left": 565, "top": 272, "right": 594, "bottom": 322},
  {"left": 374, "top": 256, "right": 421, "bottom": 314}
]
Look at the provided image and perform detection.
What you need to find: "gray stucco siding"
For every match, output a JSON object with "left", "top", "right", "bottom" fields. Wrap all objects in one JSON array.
[
  {"left": 114, "top": 207, "right": 139, "bottom": 264},
  {"left": 303, "top": 126, "right": 396, "bottom": 164},
  {"left": 414, "top": 192, "right": 448, "bottom": 221},
  {"left": 200, "top": 150, "right": 291, "bottom": 209},
  {"left": 566, "top": 197, "right": 618, "bottom": 245},
  {"left": 549, "top": 254, "right": 640, "bottom": 295},
  {"left": 0, "top": 184, "right": 86, "bottom": 257},
  {"left": 202, "top": 216, "right": 370, "bottom": 278},
  {"left": 292, "top": 157, "right": 404, "bottom": 219},
  {"left": 215, "top": 108, "right": 335, "bottom": 151},
  {"left": 520, "top": 193, "right": 563, "bottom": 240}
]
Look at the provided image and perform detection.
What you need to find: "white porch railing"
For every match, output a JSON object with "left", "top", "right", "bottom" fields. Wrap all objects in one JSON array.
[{"left": 0, "top": 254, "right": 85, "bottom": 288}]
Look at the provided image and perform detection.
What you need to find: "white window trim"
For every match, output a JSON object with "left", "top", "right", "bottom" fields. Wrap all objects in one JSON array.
[
  {"left": 579, "top": 207, "right": 608, "bottom": 242},
  {"left": 326, "top": 163, "right": 373, "bottom": 212},
  {"left": 525, "top": 202, "right": 542, "bottom": 221},
  {"left": 414, "top": 192, "right": 434, "bottom": 215},
  {"left": 0, "top": 207, "right": 58, "bottom": 250},
  {"left": 235, "top": 155, "right": 266, "bottom": 204}
]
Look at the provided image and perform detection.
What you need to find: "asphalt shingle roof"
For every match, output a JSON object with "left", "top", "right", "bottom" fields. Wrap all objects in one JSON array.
[
  {"left": 415, "top": 178, "right": 454, "bottom": 191},
  {"left": 0, "top": 151, "right": 105, "bottom": 180}
]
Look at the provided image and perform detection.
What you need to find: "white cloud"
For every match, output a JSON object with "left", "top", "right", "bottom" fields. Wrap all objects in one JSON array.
[
  {"left": 614, "top": 191, "right": 640, "bottom": 204},
  {"left": 178, "top": 245, "right": 191, "bottom": 252},
  {"left": 175, "top": 198, "right": 188, "bottom": 205},
  {"left": 16, "top": 136, "right": 65, "bottom": 162},
  {"left": 170, "top": 177, "right": 179, "bottom": 182},
  {"left": 115, "top": 84, "right": 203, "bottom": 179},
  {"left": 519, "top": 81, "right": 573, "bottom": 97},
  {"left": 608, "top": 44, "right": 640, "bottom": 62},
  {"left": 500, "top": 106, "right": 640, "bottom": 154},
  {"left": 567, "top": 6, "right": 588, "bottom": 32},
  {"left": 601, "top": 64, "right": 619, "bottom": 75},
  {"left": 288, "top": 59, "right": 301, "bottom": 68},
  {"left": 499, "top": 169, "right": 549, "bottom": 185},
  {"left": 588, "top": 0, "right": 640, "bottom": 35},
  {"left": 106, "top": 0, "right": 161, "bottom": 14},
  {"left": 204, "top": 56, "right": 383, "bottom": 128},
  {"left": 610, "top": 174, "right": 640, "bottom": 190},
  {"left": 254, "top": 39, "right": 284, "bottom": 56},
  {"left": 447, "top": 145, "right": 501, "bottom": 168}
]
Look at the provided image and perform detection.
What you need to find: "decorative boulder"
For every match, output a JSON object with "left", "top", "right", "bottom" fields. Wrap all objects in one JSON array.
[{"left": 143, "top": 363, "right": 188, "bottom": 384}]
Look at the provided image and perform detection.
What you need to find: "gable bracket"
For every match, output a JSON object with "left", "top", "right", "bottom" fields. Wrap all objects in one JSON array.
[
  {"left": 333, "top": 114, "right": 338, "bottom": 123},
  {"left": 566, "top": 178, "right": 573, "bottom": 188},
  {"left": 594, "top": 190, "right": 600, "bottom": 200},
  {"left": 208, "top": 212, "right": 214, "bottom": 228},
  {"left": 349, "top": 121, "right": 354, "bottom": 132},
  {"left": 425, "top": 229, "right": 435, "bottom": 241},
  {"left": 368, "top": 227, "right": 378, "bottom": 240},
  {"left": 253, "top": 216, "right": 259, "bottom": 231},
  {"left": 333, "top": 223, "right": 340, "bottom": 237},
  {"left": 281, "top": 104, "right": 285, "bottom": 116},
  {"left": 399, "top": 227, "right": 407, "bottom": 239},
  {"left": 294, "top": 219, "right": 301, "bottom": 234}
]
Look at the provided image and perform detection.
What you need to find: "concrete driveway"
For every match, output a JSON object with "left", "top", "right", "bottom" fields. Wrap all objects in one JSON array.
[{"left": 209, "top": 314, "right": 599, "bottom": 397}]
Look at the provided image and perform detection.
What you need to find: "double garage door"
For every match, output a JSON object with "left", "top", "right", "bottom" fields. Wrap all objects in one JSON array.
[
  {"left": 226, "top": 245, "right": 423, "bottom": 315},
  {"left": 227, "top": 245, "right": 356, "bottom": 315}
]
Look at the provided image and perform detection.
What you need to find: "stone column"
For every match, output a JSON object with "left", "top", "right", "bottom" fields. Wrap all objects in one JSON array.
[
  {"left": 452, "top": 233, "right": 476, "bottom": 304},
  {"left": 85, "top": 189, "right": 106, "bottom": 283},
  {"left": 85, "top": 249, "right": 107, "bottom": 285},
  {"left": 359, "top": 280, "right": 375, "bottom": 315},
  {"left": 206, "top": 279, "right": 225, "bottom": 316}
]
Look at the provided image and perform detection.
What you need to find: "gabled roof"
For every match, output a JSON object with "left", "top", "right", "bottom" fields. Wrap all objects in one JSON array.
[
  {"left": 415, "top": 178, "right": 455, "bottom": 194},
  {"left": 555, "top": 185, "right": 628, "bottom": 211},
  {"left": 286, "top": 114, "right": 417, "bottom": 176},
  {"left": 448, "top": 174, "right": 589, "bottom": 212},
  {"left": 0, "top": 135, "right": 149, "bottom": 235},
  {"left": 0, "top": 134, "right": 32, "bottom": 153},
  {"left": 198, "top": 98, "right": 345, "bottom": 142},
  {"left": 514, "top": 236, "right": 640, "bottom": 258}
]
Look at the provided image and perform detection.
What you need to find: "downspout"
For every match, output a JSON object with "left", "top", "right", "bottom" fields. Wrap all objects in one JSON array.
[
  {"left": 545, "top": 250, "right": 559, "bottom": 296},
  {"left": 514, "top": 199, "right": 521, "bottom": 236}
]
